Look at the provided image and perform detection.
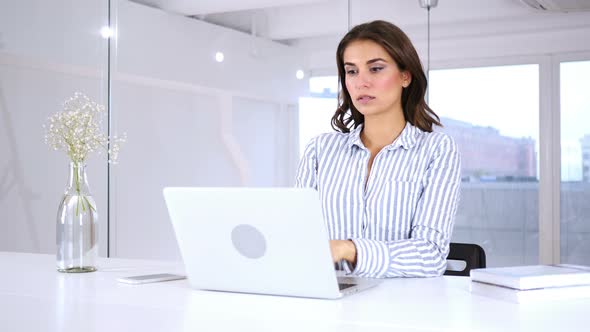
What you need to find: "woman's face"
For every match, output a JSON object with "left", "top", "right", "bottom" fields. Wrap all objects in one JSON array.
[{"left": 343, "top": 39, "right": 410, "bottom": 118}]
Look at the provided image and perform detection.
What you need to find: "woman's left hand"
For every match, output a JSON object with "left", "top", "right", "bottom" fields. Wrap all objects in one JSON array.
[{"left": 329, "top": 240, "right": 357, "bottom": 265}]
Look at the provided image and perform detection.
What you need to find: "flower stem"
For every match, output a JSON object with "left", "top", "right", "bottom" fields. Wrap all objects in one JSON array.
[
  {"left": 83, "top": 195, "right": 96, "bottom": 212},
  {"left": 74, "top": 162, "right": 80, "bottom": 193}
]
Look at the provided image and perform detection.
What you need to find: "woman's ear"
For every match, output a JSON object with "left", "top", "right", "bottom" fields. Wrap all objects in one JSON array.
[{"left": 401, "top": 71, "right": 412, "bottom": 88}]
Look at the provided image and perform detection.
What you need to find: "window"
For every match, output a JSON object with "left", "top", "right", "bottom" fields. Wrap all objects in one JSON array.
[
  {"left": 560, "top": 60, "right": 590, "bottom": 265},
  {"left": 298, "top": 76, "right": 339, "bottom": 156},
  {"left": 430, "top": 64, "right": 540, "bottom": 267}
]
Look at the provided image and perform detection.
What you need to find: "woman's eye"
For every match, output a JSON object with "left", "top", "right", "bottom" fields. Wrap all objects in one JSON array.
[
  {"left": 345, "top": 69, "right": 357, "bottom": 75},
  {"left": 370, "top": 67, "right": 384, "bottom": 73}
]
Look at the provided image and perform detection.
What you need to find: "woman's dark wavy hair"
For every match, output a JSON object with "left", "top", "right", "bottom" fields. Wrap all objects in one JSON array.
[{"left": 331, "top": 20, "right": 441, "bottom": 133}]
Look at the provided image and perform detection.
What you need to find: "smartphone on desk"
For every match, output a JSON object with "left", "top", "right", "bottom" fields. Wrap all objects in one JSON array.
[{"left": 117, "top": 273, "right": 186, "bottom": 285}]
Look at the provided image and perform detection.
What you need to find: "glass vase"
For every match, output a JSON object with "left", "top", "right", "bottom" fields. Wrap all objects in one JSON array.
[{"left": 56, "top": 162, "right": 98, "bottom": 272}]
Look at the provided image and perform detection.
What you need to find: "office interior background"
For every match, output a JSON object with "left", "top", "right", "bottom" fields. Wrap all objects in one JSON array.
[{"left": 1, "top": 0, "right": 589, "bottom": 268}]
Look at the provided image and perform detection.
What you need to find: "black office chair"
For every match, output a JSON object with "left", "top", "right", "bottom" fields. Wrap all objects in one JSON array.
[{"left": 444, "top": 242, "right": 486, "bottom": 277}]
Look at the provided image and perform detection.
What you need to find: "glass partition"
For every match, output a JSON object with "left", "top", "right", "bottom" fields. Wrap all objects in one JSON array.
[{"left": 0, "top": 0, "right": 109, "bottom": 255}]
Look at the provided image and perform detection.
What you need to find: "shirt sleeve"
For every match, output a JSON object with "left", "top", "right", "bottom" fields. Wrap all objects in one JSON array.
[
  {"left": 349, "top": 135, "right": 462, "bottom": 278},
  {"left": 295, "top": 136, "right": 319, "bottom": 190}
]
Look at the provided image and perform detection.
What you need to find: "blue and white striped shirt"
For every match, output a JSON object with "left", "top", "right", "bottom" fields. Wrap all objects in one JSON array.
[{"left": 295, "top": 122, "right": 461, "bottom": 278}]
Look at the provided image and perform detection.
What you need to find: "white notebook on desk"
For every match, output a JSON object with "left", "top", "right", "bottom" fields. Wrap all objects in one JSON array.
[
  {"left": 470, "top": 281, "right": 590, "bottom": 303},
  {"left": 470, "top": 264, "right": 590, "bottom": 290}
]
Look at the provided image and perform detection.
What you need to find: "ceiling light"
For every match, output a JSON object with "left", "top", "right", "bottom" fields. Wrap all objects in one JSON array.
[
  {"left": 215, "top": 52, "right": 224, "bottom": 63},
  {"left": 418, "top": 0, "right": 439, "bottom": 8},
  {"left": 296, "top": 70, "right": 304, "bottom": 80},
  {"left": 100, "top": 26, "right": 113, "bottom": 39}
]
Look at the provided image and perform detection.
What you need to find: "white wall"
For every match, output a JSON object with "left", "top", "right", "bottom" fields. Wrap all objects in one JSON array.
[
  {"left": 109, "top": 0, "right": 306, "bottom": 260},
  {"left": 113, "top": 1, "right": 306, "bottom": 102}
]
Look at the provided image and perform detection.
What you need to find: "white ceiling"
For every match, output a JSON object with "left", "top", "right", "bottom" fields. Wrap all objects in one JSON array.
[
  {"left": 131, "top": 0, "right": 589, "bottom": 42},
  {"left": 129, "top": 0, "right": 590, "bottom": 72},
  {"left": 134, "top": 0, "right": 328, "bottom": 15}
]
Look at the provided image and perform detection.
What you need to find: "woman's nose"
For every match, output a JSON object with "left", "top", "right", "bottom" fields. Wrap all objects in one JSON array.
[{"left": 355, "top": 70, "right": 371, "bottom": 88}]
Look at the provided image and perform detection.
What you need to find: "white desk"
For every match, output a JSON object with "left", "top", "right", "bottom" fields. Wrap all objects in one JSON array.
[{"left": 1, "top": 252, "right": 588, "bottom": 332}]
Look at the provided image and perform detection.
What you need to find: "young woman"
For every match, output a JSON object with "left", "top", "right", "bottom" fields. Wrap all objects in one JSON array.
[{"left": 296, "top": 20, "right": 461, "bottom": 278}]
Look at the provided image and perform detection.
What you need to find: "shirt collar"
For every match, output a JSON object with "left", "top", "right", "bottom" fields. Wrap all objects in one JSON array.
[
  {"left": 389, "top": 122, "right": 420, "bottom": 151},
  {"left": 346, "top": 125, "right": 365, "bottom": 149},
  {"left": 346, "top": 122, "right": 421, "bottom": 151}
]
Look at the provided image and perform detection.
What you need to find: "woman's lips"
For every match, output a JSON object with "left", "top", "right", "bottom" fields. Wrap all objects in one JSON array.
[{"left": 357, "top": 95, "right": 375, "bottom": 104}]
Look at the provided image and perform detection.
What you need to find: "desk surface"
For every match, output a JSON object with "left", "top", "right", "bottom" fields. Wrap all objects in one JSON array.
[{"left": 1, "top": 252, "right": 589, "bottom": 332}]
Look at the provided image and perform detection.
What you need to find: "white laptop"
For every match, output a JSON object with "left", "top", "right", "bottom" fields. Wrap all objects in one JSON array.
[{"left": 163, "top": 187, "right": 380, "bottom": 299}]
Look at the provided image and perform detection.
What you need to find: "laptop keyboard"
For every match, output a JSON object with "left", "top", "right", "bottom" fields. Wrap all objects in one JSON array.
[{"left": 338, "top": 283, "right": 355, "bottom": 291}]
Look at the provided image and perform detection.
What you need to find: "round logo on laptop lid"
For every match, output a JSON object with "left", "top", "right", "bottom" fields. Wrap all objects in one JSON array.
[{"left": 231, "top": 224, "right": 267, "bottom": 259}]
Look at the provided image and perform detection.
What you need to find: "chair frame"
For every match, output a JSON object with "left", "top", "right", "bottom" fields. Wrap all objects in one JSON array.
[{"left": 444, "top": 242, "right": 486, "bottom": 277}]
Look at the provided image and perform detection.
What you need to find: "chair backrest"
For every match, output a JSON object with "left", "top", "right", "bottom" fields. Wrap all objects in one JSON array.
[{"left": 444, "top": 242, "right": 486, "bottom": 277}]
